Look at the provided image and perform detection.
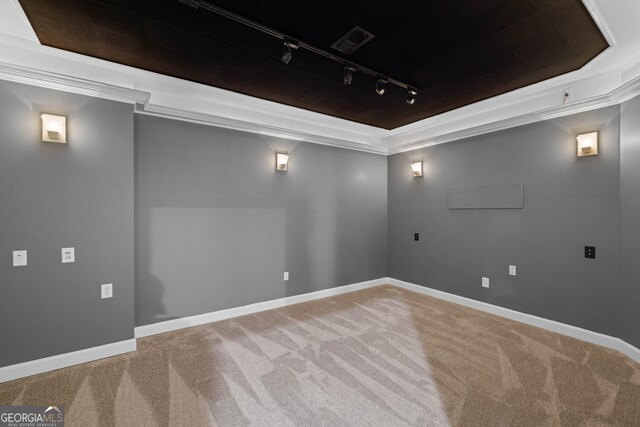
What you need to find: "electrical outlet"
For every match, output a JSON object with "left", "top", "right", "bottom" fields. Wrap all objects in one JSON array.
[
  {"left": 61, "top": 247, "right": 75, "bottom": 263},
  {"left": 482, "top": 277, "right": 490, "bottom": 288},
  {"left": 414, "top": 233, "right": 420, "bottom": 241},
  {"left": 284, "top": 271, "right": 289, "bottom": 281},
  {"left": 12, "top": 250, "right": 27, "bottom": 267},
  {"left": 585, "top": 246, "right": 596, "bottom": 259},
  {"left": 509, "top": 265, "right": 517, "bottom": 276},
  {"left": 101, "top": 284, "right": 113, "bottom": 299}
]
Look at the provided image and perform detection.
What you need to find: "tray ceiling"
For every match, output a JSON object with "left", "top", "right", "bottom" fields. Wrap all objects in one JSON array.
[{"left": 18, "top": 0, "right": 608, "bottom": 129}]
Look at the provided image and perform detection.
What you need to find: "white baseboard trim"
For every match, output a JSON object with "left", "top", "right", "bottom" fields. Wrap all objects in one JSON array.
[
  {"left": 4, "top": 277, "right": 637, "bottom": 384},
  {"left": 134, "top": 277, "right": 389, "bottom": 338},
  {"left": 387, "top": 278, "right": 640, "bottom": 364},
  {"left": 617, "top": 339, "right": 640, "bottom": 364},
  {"left": 0, "top": 339, "right": 136, "bottom": 384}
]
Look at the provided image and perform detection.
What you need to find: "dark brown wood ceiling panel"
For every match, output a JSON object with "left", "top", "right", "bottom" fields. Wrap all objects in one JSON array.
[{"left": 18, "top": 0, "right": 608, "bottom": 129}]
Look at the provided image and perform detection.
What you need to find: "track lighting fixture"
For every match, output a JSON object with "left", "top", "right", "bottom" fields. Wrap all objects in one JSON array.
[
  {"left": 343, "top": 67, "right": 355, "bottom": 86},
  {"left": 375, "top": 78, "right": 387, "bottom": 95},
  {"left": 179, "top": 0, "right": 418, "bottom": 103},
  {"left": 281, "top": 44, "right": 292, "bottom": 64},
  {"left": 281, "top": 40, "right": 298, "bottom": 64},
  {"left": 406, "top": 88, "right": 418, "bottom": 105}
]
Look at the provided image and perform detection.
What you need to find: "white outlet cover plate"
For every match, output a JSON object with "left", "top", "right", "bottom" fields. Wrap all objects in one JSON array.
[
  {"left": 61, "top": 247, "right": 75, "bottom": 263},
  {"left": 482, "top": 277, "right": 490, "bottom": 288},
  {"left": 101, "top": 283, "right": 113, "bottom": 299},
  {"left": 509, "top": 265, "right": 517, "bottom": 276},
  {"left": 284, "top": 272, "right": 289, "bottom": 281},
  {"left": 12, "top": 250, "right": 27, "bottom": 267}
]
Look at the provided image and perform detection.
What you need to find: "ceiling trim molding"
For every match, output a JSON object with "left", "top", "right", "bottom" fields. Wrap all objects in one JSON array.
[
  {"left": 137, "top": 103, "right": 389, "bottom": 155},
  {"left": 582, "top": 0, "right": 617, "bottom": 46},
  {"left": 2, "top": 0, "right": 640, "bottom": 156},
  {"left": 6, "top": 0, "right": 38, "bottom": 42},
  {"left": 608, "top": 73, "right": 640, "bottom": 104},
  {"left": 0, "top": 60, "right": 386, "bottom": 154},
  {"left": 0, "top": 61, "right": 150, "bottom": 105},
  {"left": 388, "top": 74, "right": 640, "bottom": 154},
  {"left": 2, "top": 59, "right": 640, "bottom": 157}
]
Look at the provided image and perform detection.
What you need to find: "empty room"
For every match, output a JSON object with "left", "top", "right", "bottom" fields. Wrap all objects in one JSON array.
[{"left": 1, "top": 0, "right": 640, "bottom": 425}]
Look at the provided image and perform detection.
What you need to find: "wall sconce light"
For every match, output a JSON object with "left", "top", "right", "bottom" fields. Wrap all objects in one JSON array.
[
  {"left": 276, "top": 152, "right": 289, "bottom": 171},
  {"left": 411, "top": 161, "right": 423, "bottom": 177},
  {"left": 41, "top": 114, "right": 67, "bottom": 143},
  {"left": 576, "top": 132, "right": 598, "bottom": 157}
]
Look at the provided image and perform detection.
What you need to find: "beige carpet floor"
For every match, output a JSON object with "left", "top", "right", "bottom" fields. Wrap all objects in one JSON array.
[{"left": 1, "top": 285, "right": 639, "bottom": 426}]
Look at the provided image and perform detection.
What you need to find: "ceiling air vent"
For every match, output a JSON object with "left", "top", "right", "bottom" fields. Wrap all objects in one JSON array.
[{"left": 331, "top": 26, "right": 375, "bottom": 55}]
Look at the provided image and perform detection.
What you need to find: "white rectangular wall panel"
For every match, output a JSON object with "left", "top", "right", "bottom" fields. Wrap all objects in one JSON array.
[{"left": 447, "top": 183, "right": 523, "bottom": 209}]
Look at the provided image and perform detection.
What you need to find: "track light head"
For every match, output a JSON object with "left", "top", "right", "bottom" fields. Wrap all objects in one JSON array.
[
  {"left": 282, "top": 44, "right": 292, "bottom": 64},
  {"left": 375, "top": 78, "right": 387, "bottom": 95},
  {"left": 281, "top": 40, "right": 298, "bottom": 64},
  {"left": 343, "top": 67, "right": 355, "bottom": 86},
  {"left": 406, "top": 88, "right": 418, "bottom": 105},
  {"left": 179, "top": 2, "right": 418, "bottom": 104}
]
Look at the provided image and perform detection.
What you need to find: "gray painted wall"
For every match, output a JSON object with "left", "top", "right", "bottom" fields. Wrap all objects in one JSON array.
[
  {"left": 620, "top": 96, "right": 640, "bottom": 348},
  {"left": 0, "top": 81, "right": 134, "bottom": 367},
  {"left": 135, "top": 115, "right": 387, "bottom": 326},
  {"left": 388, "top": 106, "right": 622, "bottom": 338},
  {"left": 2, "top": 76, "right": 637, "bottom": 367}
]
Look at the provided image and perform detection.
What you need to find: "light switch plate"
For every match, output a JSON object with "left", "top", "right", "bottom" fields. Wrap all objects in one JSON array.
[
  {"left": 284, "top": 271, "right": 289, "bottom": 281},
  {"left": 509, "top": 265, "right": 517, "bottom": 276},
  {"left": 482, "top": 277, "right": 490, "bottom": 288},
  {"left": 62, "top": 247, "right": 75, "bottom": 263},
  {"left": 101, "top": 284, "right": 113, "bottom": 299},
  {"left": 13, "top": 250, "right": 27, "bottom": 267}
]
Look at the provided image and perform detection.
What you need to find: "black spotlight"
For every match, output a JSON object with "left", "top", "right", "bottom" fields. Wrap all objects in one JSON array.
[
  {"left": 375, "top": 78, "right": 387, "bottom": 95},
  {"left": 281, "top": 40, "right": 298, "bottom": 64},
  {"left": 343, "top": 67, "right": 355, "bottom": 86},
  {"left": 406, "top": 88, "right": 418, "bottom": 105}
]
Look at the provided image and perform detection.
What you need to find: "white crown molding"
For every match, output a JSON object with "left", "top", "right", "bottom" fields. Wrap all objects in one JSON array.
[
  {"left": 2, "top": 54, "right": 639, "bottom": 156},
  {"left": 1, "top": 0, "right": 640, "bottom": 156},
  {"left": 0, "top": 0, "right": 38, "bottom": 42},
  {"left": 582, "top": 0, "right": 617, "bottom": 47},
  {"left": 387, "top": 73, "right": 640, "bottom": 154},
  {"left": 137, "top": 103, "right": 389, "bottom": 155},
  {"left": 609, "top": 73, "right": 640, "bottom": 104},
  {"left": 3, "top": 53, "right": 639, "bottom": 157},
  {"left": 0, "top": 339, "right": 136, "bottom": 384},
  {"left": 0, "top": 61, "right": 150, "bottom": 105}
]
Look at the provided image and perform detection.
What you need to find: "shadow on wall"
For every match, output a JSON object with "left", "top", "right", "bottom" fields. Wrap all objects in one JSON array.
[
  {"left": 137, "top": 273, "right": 172, "bottom": 323},
  {"left": 133, "top": 115, "right": 386, "bottom": 327},
  {"left": 283, "top": 144, "right": 381, "bottom": 298},
  {"left": 266, "top": 135, "right": 314, "bottom": 298},
  {"left": 134, "top": 120, "right": 170, "bottom": 325},
  {"left": 135, "top": 129, "right": 300, "bottom": 324}
]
